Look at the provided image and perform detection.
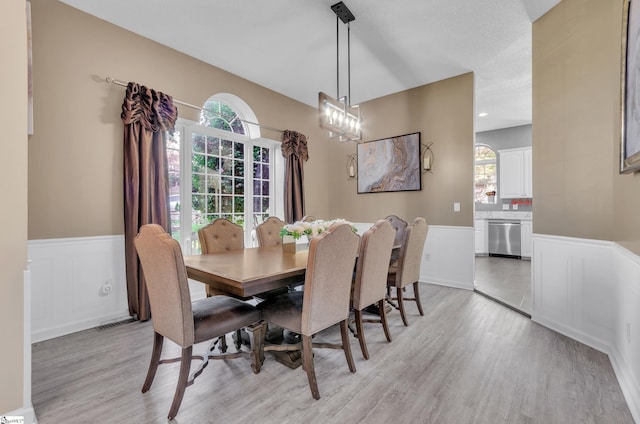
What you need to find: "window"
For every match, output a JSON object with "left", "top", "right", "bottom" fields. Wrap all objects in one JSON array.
[
  {"left": 167, "top": 96, "right": 282, "bottom": 253},
  {"left": 474, "top": 145, "right": 497, "bottom": 203}
]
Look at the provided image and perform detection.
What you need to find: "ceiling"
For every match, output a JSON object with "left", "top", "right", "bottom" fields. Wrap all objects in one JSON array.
[{"left": 59, "top": 0, "right": 560, "bottom": 133}]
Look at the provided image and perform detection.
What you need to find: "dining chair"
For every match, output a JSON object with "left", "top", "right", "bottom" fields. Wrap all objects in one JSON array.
[
  {"left": 198, "top": 218, "right": 247, "bottom": 351},
  {"left": 301, "top": 215, "right": 317, "bottom": 222},
  {"left": 384, "top": 214, "right": 408, "bottom": 267},
  {"left": 256, "top": 216, "right": 286, "bottom": 247},
  {"left": 134, "top": 224, "right": 264, "bottom": 421},
  {"left": 387, "top": 217, "right": 429, "bottom": 326},
  {"left": 351, "top": 219, "right": 396, "bottom": 359},
  {"left": 257, "top": 222, "right": 360, "bottom": 399}
]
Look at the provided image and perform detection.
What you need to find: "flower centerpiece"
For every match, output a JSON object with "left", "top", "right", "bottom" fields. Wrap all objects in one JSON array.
[{"left": 280, "top": 219, "right": 357, "bottom": 252}]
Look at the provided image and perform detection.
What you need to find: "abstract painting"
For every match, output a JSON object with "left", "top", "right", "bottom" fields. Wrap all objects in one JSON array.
[{"left": 357, "top": 132, "right": 421, "bottom": 193}]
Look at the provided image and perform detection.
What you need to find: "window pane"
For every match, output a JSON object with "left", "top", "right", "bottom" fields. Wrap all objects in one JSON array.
[
  {"left": 206, "top": 174, "right": 219, "bottom": 194},
  {"left": 261, "top": 181, "right": 269, "bottom": 195},
  {"left": 206, "top": 137, "right": 219, "bottom": 154},
  {"left": 234, "top": 196, "right": 244, "bottom": 213},
  {"left": 262, "top": 197, "right": 269, "bottom": 213},
  {"left": 253, "top": 180, "right": 261, "bottom": 196},
  {"left": 221, "top": 196, "right": 233, "bottom": 213},
  {"left": 261, "top": 164, "right": 269, "bottom": 178},
  {"left": 253, "top": 163, "right": 261, "bottom": 178},
  {"left": 193, "top": 154, "right": 205, "bottom": 173},
  {"left": 221, "top": 158, "right": 233, "bottom": 176},
  {"left": 234, "top": 142, "right": 243, "bottom": 159},
  {"left": 234, "top": 160, "right": 244, "bottom": 177},
  {"left": 221, "top": 177, "right": 233, "bottom": 194},
  {"left": 221, "top": 139, "right": 233, "bottom": 157},
  {"left": 193, "top": 135, "right": 206, "bottom": 153},
  {"left": 235, "top": 178, "right": 244, "bottom": 195},
  {"left": 192, "top": 174, "right": 204, "bottom": 192}
]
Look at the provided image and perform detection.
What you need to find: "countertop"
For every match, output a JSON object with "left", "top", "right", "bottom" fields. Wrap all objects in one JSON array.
[{"left": 474, "top": 211, "right": 532, "bottom": 221}]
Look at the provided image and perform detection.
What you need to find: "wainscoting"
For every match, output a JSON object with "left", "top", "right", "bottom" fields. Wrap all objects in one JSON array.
[
  {"left": 28, "top": 236, "right": 129, "bottom": 343},
  {"left": 533, "top": 234, "right": 640, "bottom": 423},
  {"left": 421, "top": 225, "right": 475, "bottom": 290}
]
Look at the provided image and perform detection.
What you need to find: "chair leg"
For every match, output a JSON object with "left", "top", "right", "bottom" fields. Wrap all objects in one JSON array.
[
  {"left": 354, "top": 309, "right": 369, "bottom": 359},
  {"left": 167, "top": 346, "right": 192, "bottom": 421},
  {"left": 378, "top": 299, "right": 392, "bottom": 342},
  {"left": 340, "top": 320, "right": 356, "bottom": 373},
  {"left": 142, "top": 331, "right": 163, "bottom": 393},
  {"left": 245, "top": 321, "right": 265, "bottom": 373},
  {"left": 234, "top": 329, "right": 242, "bottom": 350},
  {"left": 302, "top": 335, "right": 320, "bottom": 400},
  {"left": 397, "top": 287, "right": 409, "bottom": 326},
  {"left": 413, "top": 281, "right": 424, "bottom": 316}
]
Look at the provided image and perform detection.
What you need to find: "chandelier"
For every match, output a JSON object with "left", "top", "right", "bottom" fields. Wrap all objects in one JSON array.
[{"left": 318, "top": 2, "right": 361, "bottom": 142}]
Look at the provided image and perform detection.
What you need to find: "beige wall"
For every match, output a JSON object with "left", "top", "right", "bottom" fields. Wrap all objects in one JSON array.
[
  {"left": 28, "top": 0, "right": 332, "bottom": 239},
  {"left": 533, "top": 0, "right": 640, "bottom": 255},
  {"left": 326, "top": 73, "right": 475, "bottom": 226},
  {"left": 0, "top": 0, "right": 28, "bottom": 413}
]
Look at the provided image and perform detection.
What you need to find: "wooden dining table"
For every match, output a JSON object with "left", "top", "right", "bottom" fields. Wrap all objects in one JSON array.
[{"left": 183, "top": 245, "right": 309, "bottom": 298}]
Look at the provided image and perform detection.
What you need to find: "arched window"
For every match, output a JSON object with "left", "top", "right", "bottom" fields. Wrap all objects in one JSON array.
[
  {"left": 474, "top": 145, "right": 497, "bottom": 203},
  {"left": 166, "top": 95, "right": 282, "bottom": 253}
]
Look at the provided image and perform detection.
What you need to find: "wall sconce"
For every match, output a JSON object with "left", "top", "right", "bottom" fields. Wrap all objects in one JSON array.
[
  {"left": 422, "top": 142, "right": 434, "bottom": 172},
  {"left": 346, "top": 154, "right": 357, "bottom": 179}
]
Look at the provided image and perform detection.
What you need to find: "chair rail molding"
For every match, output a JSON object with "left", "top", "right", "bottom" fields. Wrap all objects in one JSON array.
[
  {"left": 28, "top": 235, "right": 130, "bottom": 343},
  {"left": 532, "top": 234, "right": 640, "bottom": 423}
]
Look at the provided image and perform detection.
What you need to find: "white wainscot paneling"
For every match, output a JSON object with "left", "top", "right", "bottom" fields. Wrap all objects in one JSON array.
[
  {"left": 610, "top": 245, "right": 640, "bottom": 423},
  {"left": 533, "top": 235, "right": 640, "bottom": 423},
  {"left": 29, "top": 236, "right": 129, "bottom": 342},
  {"left": 421, "top": 225, "right": 474, "bottom": 290}
]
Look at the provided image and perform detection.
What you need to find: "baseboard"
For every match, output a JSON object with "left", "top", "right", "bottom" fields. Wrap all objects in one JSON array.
[
  {"left": 609, "top": 346, "right": 640, "bottom": 424},
  {"left": 2, "top": 405, "right": 37, "bottom": 424},
  {"left": 423, "top": 277, "right": 474, "bottom": 291},
  {"left": 31, "top": 310, "right": 130, "bottom": 343},
  {"left": 531, "top": 313, "right": 611, "bottom": 356}
]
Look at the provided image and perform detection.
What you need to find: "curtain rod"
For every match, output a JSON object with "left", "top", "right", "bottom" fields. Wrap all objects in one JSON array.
[{"left": 104, "top": 77, "right": 284, "bottom": 134}]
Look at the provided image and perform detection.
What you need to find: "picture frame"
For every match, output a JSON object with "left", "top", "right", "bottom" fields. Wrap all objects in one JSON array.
[
  {"left": 621, "top": 0, "right": 640, "bottom": 173},
  {"left": 357, "top": 132, "right": 421, "bottom": 193}
]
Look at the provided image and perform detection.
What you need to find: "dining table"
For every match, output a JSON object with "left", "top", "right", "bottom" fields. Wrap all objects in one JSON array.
[{"left": 183, "top": 245, "right": 309, "bottom": 299}]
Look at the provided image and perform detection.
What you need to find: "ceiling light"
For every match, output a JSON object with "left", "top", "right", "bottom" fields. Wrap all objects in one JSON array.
[
  {"left": 318, "top": 1, "right": 361, "bottom": 142},
  {"left": 478, "top": 112, "right": 489, "bottom": 117}
]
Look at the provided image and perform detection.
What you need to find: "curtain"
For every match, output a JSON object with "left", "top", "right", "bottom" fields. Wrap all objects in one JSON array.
[
  {"left": 121, "top": 82, "right": 178, "bottom": 321},
  {"left": 282, "top": 130, "right": 309, "bottom": 223}
]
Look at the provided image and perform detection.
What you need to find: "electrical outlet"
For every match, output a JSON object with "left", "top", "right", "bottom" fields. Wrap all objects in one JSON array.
[
  {"left": 101, "top": 279, "right": 113, "bottom": 296},
  {"left": 502, "top": 204, "right": 510, "bottom": 210},
  {"left": 453, "top": 202, "right": 460, "bottom": 212}
]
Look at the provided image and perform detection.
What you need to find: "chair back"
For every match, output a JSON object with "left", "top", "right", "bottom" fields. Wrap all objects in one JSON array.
[
  {"left": 352, "top": 220, "right": 395, "bottom": 310},
  {"left": 394, "top": 217, "right": 429, "bottom": 289},
  {"left": 302, "top": 215, "right": 317, "bottom": 222},
  {"left": 385, "top": 215, "right": 408, "bottom": 248},
  {"left": 134, "top": 224, "right": 194, "bottom": 347},
  {"left": 198, "top": 218, "right": 244, "bottom": 253},
  {"left": 301, "top": 223, "right": 359, "bottom": 335},
  {"left": 256, "top": 216, "right": 285, "bottom": 247}
]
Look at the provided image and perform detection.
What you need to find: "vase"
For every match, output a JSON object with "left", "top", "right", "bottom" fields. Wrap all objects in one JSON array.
[{"left": 281, "top": 234, "right": 308, "bottom": 253}]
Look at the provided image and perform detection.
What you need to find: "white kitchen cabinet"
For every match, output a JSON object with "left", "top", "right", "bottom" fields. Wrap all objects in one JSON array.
[
  {"left": 499, "top": 147, "right": 532, "bottom": 198},
  {"left": 521, "top": 220, "right": 532, "bottom": 258},
  {"left": 475, "top": 219, "right": 487, "bottom": 254}
]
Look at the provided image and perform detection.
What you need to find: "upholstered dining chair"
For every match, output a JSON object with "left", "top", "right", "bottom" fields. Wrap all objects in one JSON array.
[
  {"left": 197, "top": 218, "right": 247, "bottom": 351},
  {"left": 257, "top": 223, "right": 360, "bottom": 399},
  {"left": 387, "top": 217, "right": 429, "bottom": 326},
  {"left": 301, "top": 215, "right": 317, "bottom": 222},
  {"left": 384, "top": 214, "right": 408, "bottom": 267},
  {"left": 351, "top": 219, "right": 396, "bottom": 359},
  {"left": 134, "top": 224, "right": 264, "bottom": 421},
  {"left": 256, "top": 216, "right": 286, "bottom": 247}
]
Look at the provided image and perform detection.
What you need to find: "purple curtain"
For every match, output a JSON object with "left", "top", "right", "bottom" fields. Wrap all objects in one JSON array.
[
  {"left": 121, "top": 82, "right": 178, "bottom": 321},
  {"left": 282, "top": 130, "right": 309, "bottom": 223}
]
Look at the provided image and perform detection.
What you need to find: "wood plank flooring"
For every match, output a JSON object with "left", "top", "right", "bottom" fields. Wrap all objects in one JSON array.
[
  {"left": 475, "top": 256, "right": 532, "bottom": 315},
  {"left": 32, "top": 284, "right": 634, "bottom": 424}
]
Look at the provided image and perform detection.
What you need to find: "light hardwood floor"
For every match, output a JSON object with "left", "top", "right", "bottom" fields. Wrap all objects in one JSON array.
[
  {"left": 32, "top": 284, "right": 634, "bottom": 424},
  {"left": 475, "top": 256, "right": 532, "bottom": 315}
]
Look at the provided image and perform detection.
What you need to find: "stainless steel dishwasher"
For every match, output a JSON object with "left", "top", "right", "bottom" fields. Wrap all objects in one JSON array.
[{"left": 488, "top": 219, "right": 521, "bottom": 258}]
